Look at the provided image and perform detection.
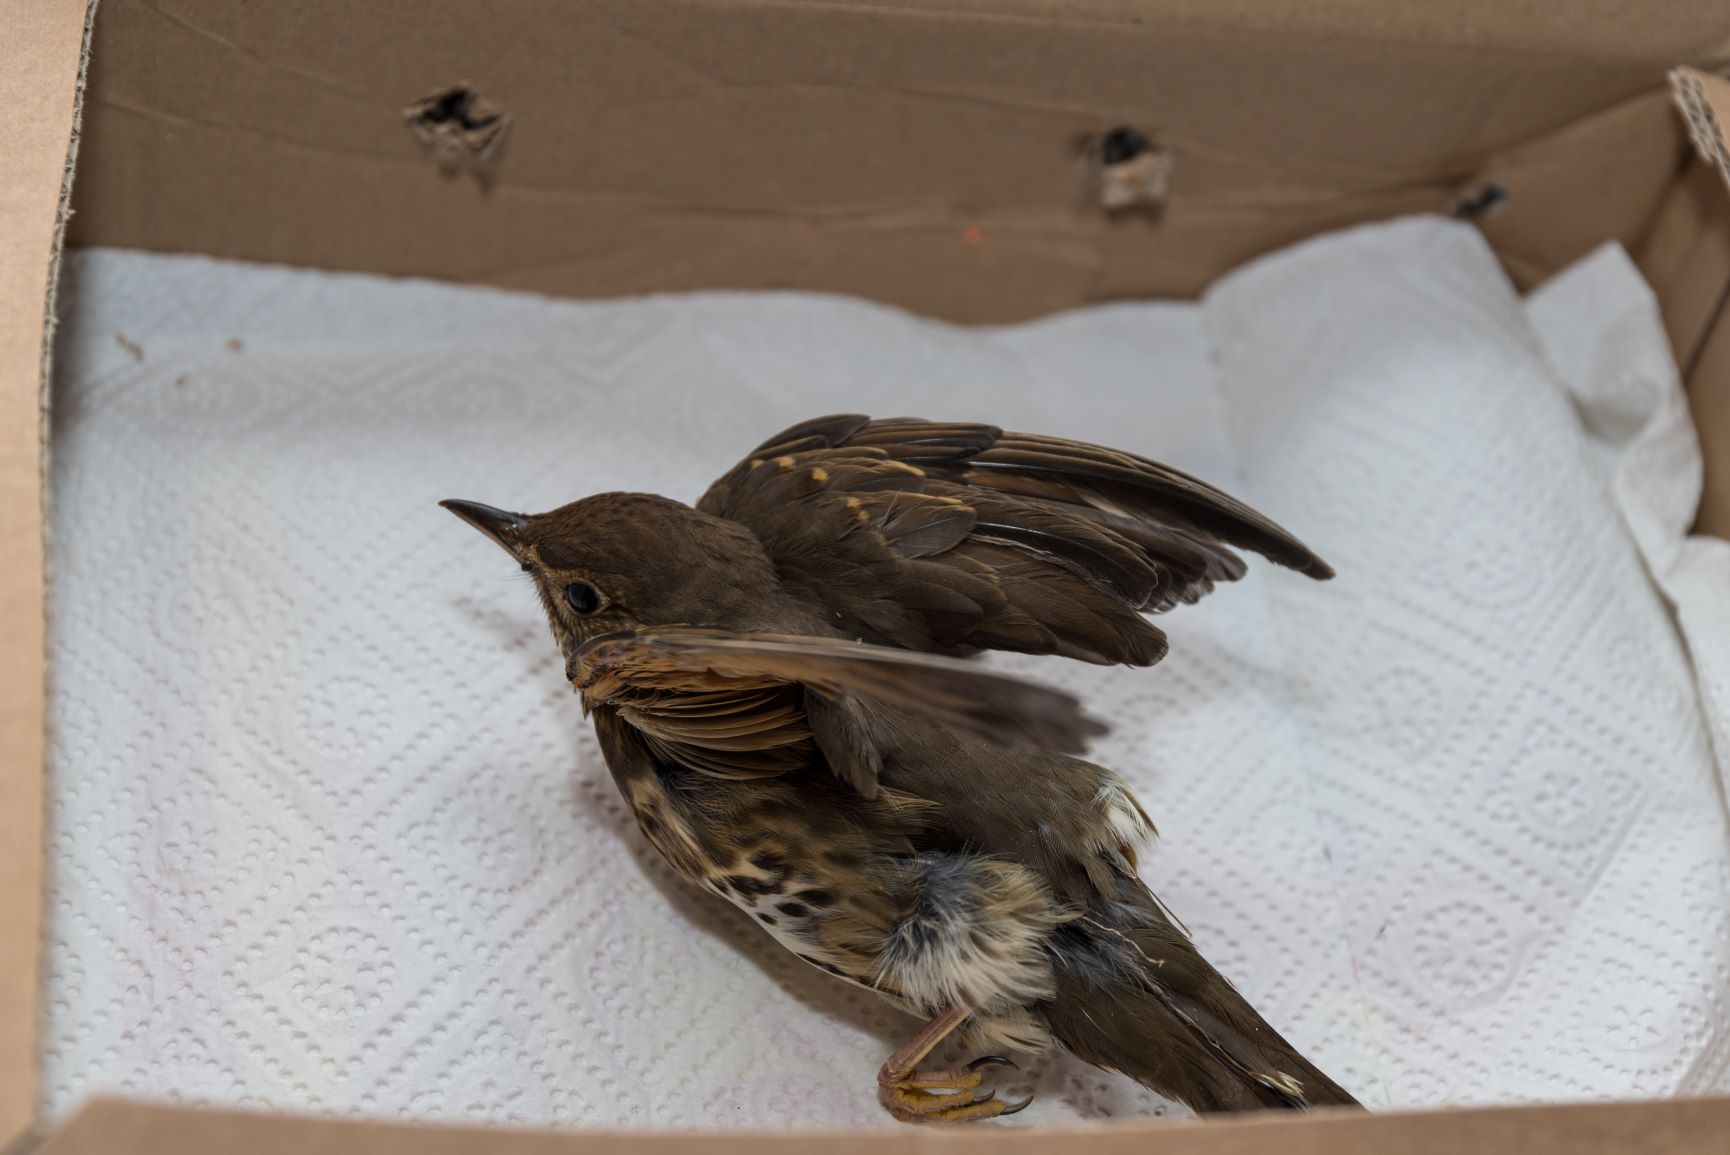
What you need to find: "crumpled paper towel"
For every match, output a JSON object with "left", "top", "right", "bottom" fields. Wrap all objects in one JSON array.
[{"left": 43, "top": 216, "right": 1730, "bottom": 1128}]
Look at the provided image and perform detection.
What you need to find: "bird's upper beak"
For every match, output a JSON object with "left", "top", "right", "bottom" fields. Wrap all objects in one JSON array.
[{"left": 440, "top": 499, "right": 529, "bottom": 556}]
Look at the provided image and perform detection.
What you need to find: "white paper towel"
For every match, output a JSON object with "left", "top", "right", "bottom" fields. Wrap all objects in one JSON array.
[{"left": 43, "top": 217, "right": 1730, "bottom": 1128}]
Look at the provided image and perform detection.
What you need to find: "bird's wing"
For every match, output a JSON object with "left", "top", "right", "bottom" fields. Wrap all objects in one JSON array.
[
  {"left": 696, "top": 414, "right": 1331, "bottom": 667},
  {"left": 573, "top": 626, "right": 1105, "bottom": 798}
]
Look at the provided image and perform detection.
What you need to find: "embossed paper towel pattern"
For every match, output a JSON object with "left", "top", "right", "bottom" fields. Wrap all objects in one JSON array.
[{"left": 42, "top": 218, "right": 1730, "bottom": 1128}]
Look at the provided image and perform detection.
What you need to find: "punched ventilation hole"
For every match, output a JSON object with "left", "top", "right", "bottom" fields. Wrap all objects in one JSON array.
[{"left": 403, "top": 83, "right": 513, "bottom": 171}]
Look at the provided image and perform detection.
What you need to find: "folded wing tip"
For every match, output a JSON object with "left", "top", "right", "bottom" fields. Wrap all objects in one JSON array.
[
  {"left": 1076, "top": 711, "right": 1111, "bottom": 747},
  {"left": 1024, "top": 689, "right": 1111, "bottom": 754}
]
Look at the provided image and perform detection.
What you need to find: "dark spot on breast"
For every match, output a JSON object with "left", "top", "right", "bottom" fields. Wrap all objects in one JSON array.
[
  {"left": 756, "top": 912, "right": 778, "bottom": 926},
  {"left": 724, "top": 874, "right": 781, "bottom": 898},
  {"left": 798, "top": 888, "right": 836, "bottom": 906},
  {"left": 748, "top": 850, "right": 786, "bottom": 874},
  {"left": 776, "top": 901, "right": 809, "bottom": 918}
]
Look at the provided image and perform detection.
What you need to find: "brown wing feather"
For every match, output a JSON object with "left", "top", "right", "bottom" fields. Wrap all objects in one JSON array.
[
  {"left": 602, "top": 683, "right": 814, "bottom": 781},
  {"left": 698, "top": 414, "right": 1331, "bottom": 666},
  {"left": 573, "top": 627, "right": 1107, "bottom": 798}
]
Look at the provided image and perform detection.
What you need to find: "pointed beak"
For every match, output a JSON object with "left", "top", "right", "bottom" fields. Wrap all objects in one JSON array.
[{"left": 440, "top": 499, "right": 528, "bottom": 556}]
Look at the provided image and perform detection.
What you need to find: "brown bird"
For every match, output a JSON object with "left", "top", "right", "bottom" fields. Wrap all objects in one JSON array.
[{"left": 443, "top": 414, "right": 1358, "bottom": 1122}]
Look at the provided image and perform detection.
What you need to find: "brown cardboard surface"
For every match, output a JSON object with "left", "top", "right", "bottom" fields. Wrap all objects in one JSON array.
[
  {"left": 1646, "top": 69, "right": 1730, "bottom": 538},
  {"left": 36, "top": 1096, "right": 1730, "bottom": 1155},
  {"left": 1641, "top": 160, "right": 1730, "bottom": 366},
  {"left": 1672, "top": 69, "right": 1730, "bottom": 539},
  {"left": 459, "top": 0, "right": 1730, "bottom": 60},
  {"left": 1657, "top": 71, "right": 1730, "bottom": 370},
  {"left": 1689, "top": 300, "right": 1730, "bottom": 538},
  {"left": 1476, "top": 88, "right": 1687, "bottom": 286},
  {"left": 0, "top": 0, "right": 93, "bottom": 1147},
  {"left": 1640, "top": 158, "right": 1730, "bottom": 539},
  {"left": 63, "top": 0, "right": 1730, "bottom": 320}
]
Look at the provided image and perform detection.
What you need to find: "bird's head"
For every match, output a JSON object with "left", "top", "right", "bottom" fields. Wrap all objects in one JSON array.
[{"left": 442, "top": 492, "right": 788, "bottom": 670}]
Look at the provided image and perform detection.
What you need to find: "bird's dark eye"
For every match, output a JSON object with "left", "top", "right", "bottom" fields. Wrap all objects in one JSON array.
[{"left": 564, "top": 581, "right": 601, "bottom": 615}]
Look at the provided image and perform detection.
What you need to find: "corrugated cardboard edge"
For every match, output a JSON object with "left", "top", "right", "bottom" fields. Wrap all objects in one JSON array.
[
  {"left": 37, "top": 0, "right": 98, "bottom": 435},
  {"left": 1666, "top": 67, "right": 1730, "bottom": 537},
  {"left": 1673, "top": 68, "right": 1730, "bottom": 191},
  {"left": 0, "top": 0, "right": 96, "bottom": 1149},
  {"left": 32, "top": 1095, "right": 1730, "bottom": 1155}
]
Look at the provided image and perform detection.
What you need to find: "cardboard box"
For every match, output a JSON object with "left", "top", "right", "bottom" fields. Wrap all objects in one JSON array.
[{"left": 5, "top": 0, "right": 1730, "bottom": 1149}]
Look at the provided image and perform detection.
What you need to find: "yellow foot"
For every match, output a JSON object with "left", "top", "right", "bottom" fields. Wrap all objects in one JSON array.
[{"left": 878, "top": 1056, "right": 1033, "bottom": 1124}]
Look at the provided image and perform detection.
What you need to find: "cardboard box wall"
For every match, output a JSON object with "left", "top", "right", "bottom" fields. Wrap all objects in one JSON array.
[{"left": 5, "top": 0, "right": 1730, "bottom": 1149}]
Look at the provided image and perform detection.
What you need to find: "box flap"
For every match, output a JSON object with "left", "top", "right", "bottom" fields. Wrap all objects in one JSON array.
[
  {"left": 1660, "top": 68, "right": 1730, "bottom": 536},
  {"left": 63, "top": 0, "right": 1730, "bottom": 320},
  {"left": 35, "top": 1096, "right": 1730, "bottom": 1154},
  {"left": 0, "top": 0, "right": 95, "bottom": 1146}
]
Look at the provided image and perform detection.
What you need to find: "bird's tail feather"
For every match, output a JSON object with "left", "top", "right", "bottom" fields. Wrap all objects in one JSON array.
[{"left": 1041, "top": 879, "right": 1358, "bottom": 1113}]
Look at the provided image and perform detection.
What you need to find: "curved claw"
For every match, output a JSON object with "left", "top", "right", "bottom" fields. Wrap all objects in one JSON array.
[{"left": 879, "top": 1052, "right": 1031, "bottom": 1123}]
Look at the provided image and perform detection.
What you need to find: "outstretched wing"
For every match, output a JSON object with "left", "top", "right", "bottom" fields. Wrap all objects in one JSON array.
[
  {"left": 573, "top": 626, "right": 1106, "bottom": 798},
  {"left": 697, "top": 414, "right": 1331, "bottom": 667}
]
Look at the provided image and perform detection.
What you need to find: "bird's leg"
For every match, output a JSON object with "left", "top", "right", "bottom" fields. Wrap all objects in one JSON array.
[{"left": 876, "top": 1004, "right": 1031, "bottom": 1124}]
